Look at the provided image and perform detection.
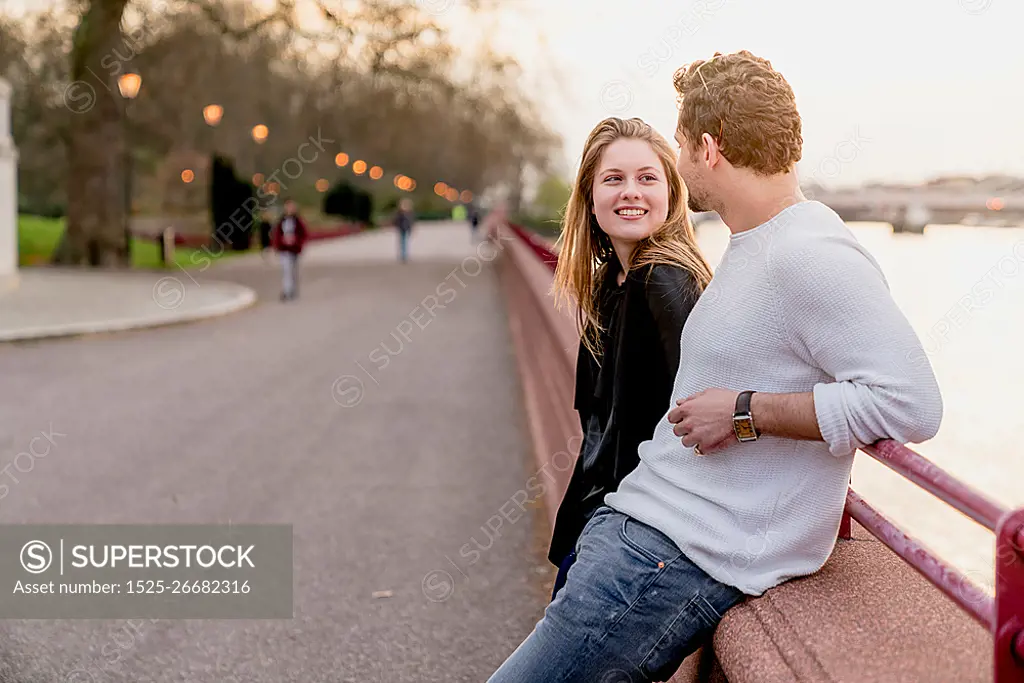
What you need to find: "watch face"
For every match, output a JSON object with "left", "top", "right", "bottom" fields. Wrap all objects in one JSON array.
[{"left": 733, "top": 417, "right": 757, "bottom": 441}]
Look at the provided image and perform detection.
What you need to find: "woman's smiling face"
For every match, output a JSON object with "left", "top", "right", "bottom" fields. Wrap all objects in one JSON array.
[{"left": 591, "top": 137, "right": 670, "bottom": 259}]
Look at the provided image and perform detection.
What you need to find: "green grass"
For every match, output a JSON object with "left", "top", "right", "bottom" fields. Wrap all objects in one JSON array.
[{"left": 17, "top": 215, "right": 253, "bottom": 270}]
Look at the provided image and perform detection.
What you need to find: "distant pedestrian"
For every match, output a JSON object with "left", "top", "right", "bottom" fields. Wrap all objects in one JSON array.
[
  {"left": 394, "top": 198, "right": 415, "bottom": 263},
  {"left": 468, "top": 202, "right": 481, "bottom": 242},
  {"left": 271, "top": 198, "right": 308, "bottom": 301},
  {"left": 256, "top": 208, "right": 274, "bottom": 260}
]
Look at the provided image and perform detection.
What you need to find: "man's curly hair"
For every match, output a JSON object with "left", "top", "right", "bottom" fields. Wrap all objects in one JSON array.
[{"left": 674, "top": 50, "right": 803, "bottom": 176}]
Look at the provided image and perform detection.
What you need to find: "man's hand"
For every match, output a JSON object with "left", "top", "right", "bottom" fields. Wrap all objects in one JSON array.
[{"left": 667, "top": 388, "right": 739, "bottom": 455}]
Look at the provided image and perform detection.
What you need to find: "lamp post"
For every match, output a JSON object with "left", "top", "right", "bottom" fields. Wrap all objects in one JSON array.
[
  {"left": 251, "top": 123, "right": 268, "bottom": 190},
  {"left": 203, "top": 104, "right": 223, "bottom": 158},
  {"left": 118, "top": 72, "right": 141, "bottom": 263},
  {"left": 203, "top": 104, "right": 223, "bottom": 127}
]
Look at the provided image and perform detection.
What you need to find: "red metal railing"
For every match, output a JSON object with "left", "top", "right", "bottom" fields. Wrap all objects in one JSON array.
[
  {"left": 845, "top": 441, "right": 1024, "bottom": 681},
  {"left": 507, "top": 223, "right": 558, "bottom": 271},
  {"left": 505, "top": 222, "right": 1024, "bottom": 682}
]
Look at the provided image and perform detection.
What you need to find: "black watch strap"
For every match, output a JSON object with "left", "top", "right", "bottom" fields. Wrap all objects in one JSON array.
[{"left": 735, "top": 390, "right": 756, "bottom": 416}]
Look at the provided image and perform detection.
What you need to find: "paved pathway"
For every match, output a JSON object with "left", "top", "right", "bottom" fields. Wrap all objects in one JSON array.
[
  {"left": 0, "top": 222, "right": 550, "bottom": 682},
  {"left": 0, "top": 267, "right": 255, "bottom": 342}
]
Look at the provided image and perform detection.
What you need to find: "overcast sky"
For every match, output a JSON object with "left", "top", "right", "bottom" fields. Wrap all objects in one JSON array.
[
  {"left": 4, "top": 0, "right": 1021, "bottom": 187},
  {"left": 455, "top": 0, "right": 1023, "bottom": 187}
]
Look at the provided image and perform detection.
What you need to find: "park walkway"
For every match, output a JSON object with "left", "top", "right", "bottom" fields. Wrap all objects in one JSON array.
[{"left": 0, "top": 222, "right": 550, "bottom": 682}]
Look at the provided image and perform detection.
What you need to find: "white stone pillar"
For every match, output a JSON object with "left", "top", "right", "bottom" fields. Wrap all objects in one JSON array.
[{"left": 0, "top": 77, "right": 18, "bottom": 292}]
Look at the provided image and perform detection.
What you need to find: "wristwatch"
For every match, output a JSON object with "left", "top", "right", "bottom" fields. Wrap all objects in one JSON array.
[{"left": 733, "top": 391, "right": 759, "bottom": 442}]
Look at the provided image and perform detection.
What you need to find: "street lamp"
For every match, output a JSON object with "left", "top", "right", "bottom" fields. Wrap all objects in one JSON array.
[
  {"left": 203, "top": 104, "right": 223, "bottom": 127},
  {"left": 118, "top": 73, "right": 142, "bottom": 99},
  {"left": 251, "top": 124, "right": 269, "bottom": 208},
  {"left": 251, "top": 124, "right": 269, "bottom": 144},
  {"left": 118, "top": 72, "right": 142, "bottom": 263}
]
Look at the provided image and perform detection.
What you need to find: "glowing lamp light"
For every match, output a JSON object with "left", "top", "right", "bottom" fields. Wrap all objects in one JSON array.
[
  {"left": 987, "top": 197, "right": 1005, "bottom": 211},
  {"left": 203, "top": 104, "right": 223, "bottom": 126},
  {"left": 434, "top": 182, "right": 447, "bottom": 196},
  {"left": 352, "top": 160, "right": 367, "bottom": 175},
  {"left": 445, "top": 187, "right": 459, "bottom": 202},
  {"left": 251, "top": 124, "right": 269, "bottom": 144},
  {"left": 335, "top": 152, "right": 349, "bottom": 167},
  {"left": 369, "top": 166, "right": 383, "bottom": 180},
  {"left": 409, "top": 179, "right": 417, "bottom": 191},
  {"left": 253, "top": 173, "right": 265, "bottom": 186},
  {"left": 460, "top": 190, "right": 473, "bottom": 203},
  {"left": 117, "top": 73, "right": 142, "bottom": 99},
  {"left": 180, "top": 169, "right": 195, "bottom": 184},
  {"left": 267, "top": 182, "right": 280, "bottom": 195},
  {"left": 316, "top": 178, "right": 330, "bottom": 192}
]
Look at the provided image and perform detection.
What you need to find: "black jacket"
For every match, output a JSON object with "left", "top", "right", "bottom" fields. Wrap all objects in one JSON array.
[{"left": 548, "top": 262, "right": 702, "bottom": 565}]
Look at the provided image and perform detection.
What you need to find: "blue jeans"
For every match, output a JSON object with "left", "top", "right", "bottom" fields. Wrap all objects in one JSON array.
[
  {"left": 279, "top": 251, "right": 298, "bottom": 297},
  {"left": 398, "top": 229, "right": 409, "bottom": 262},
  {"left": 489, "top": 507, "right": 744, "bottom": 683}
]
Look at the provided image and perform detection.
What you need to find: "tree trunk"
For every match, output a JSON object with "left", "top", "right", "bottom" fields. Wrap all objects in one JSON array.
[{"left": 53, "top": 0, "right": 131, "bottom": 267}]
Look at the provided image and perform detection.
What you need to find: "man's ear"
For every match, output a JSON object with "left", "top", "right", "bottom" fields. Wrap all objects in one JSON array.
[{"left": 701, "top": 132, "right": 721, "bottom": 169}]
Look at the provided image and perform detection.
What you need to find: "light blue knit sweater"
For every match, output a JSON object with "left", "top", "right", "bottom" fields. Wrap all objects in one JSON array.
[{"left": 606, "top": 201, "right": 943, "bottom": 596}]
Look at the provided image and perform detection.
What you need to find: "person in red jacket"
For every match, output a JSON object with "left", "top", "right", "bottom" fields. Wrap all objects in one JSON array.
[{"left": 270, "top": 198, "right": 308, "bottom": 301}]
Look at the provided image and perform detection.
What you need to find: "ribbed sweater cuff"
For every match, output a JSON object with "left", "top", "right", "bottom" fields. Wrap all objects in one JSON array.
[{"left": 812, "top": 382, "right": 856, "bottom": 457}]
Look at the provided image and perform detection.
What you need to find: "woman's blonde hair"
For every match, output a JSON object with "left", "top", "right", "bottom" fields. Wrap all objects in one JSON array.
[{"left": 552, "top": 117, "right": 714, "bottom": 360}]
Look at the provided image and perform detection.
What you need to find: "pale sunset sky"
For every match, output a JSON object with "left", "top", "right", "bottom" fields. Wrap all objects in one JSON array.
[
  {"left": 3, "top": 0, "right": 1021, "bottom": 187},
  {"left": 457, "top": 0, "right": 1024, "bottom": 187}
]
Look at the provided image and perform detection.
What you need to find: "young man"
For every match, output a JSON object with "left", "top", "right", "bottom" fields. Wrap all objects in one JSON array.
[
  {"left": 271, "top": 199, "right": 308, "bottom": 301},
  {"left": 487, "top": 50, "right": 943, "bottom": 683}
]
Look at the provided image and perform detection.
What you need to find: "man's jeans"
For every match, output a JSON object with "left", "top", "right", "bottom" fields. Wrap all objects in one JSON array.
[
  {"left": 280, "top": 252, "right": 298, "bottom": 297},
  {"left": 488, "top": 507, "right": 744, "bottom": 683}
]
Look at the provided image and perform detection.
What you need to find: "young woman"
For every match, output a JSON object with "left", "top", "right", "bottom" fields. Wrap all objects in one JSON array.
[{"left": 548, "top": 117, "right": 714, "bottom": 599}]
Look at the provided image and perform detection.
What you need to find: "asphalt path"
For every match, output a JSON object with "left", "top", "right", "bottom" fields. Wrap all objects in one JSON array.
[{"left": 0, "top": 222, "right": 552, "bottom": 682}]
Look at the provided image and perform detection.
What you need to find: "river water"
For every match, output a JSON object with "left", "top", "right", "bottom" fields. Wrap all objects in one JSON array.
[{"left": 694, "top": 219, "right": 1024, "bottom": 591}]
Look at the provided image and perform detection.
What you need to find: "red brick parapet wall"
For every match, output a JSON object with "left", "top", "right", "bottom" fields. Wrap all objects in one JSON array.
[{"left": 492, "top": 222, "right": 993, "bottom": 683}]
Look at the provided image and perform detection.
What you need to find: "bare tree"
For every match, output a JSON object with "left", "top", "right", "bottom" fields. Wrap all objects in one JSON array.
[{"left": 1, "top": 0, "right": 561, "bottom": 266}]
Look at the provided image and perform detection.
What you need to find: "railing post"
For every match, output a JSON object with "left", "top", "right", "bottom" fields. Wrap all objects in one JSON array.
[
  {"left": 839, "top": 478, "right": 853, "bottom": 540},
  {"left": 995, "top": 507, "right": 1024, "bottom": 682}
]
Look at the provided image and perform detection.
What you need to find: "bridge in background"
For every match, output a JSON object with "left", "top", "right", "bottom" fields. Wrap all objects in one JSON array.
[{"left": 807, "top": 187, "right": 1024, "bottom": 233}]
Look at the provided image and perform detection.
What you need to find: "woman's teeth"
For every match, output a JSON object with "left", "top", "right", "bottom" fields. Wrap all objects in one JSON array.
[{"left": 616, "top": 209, "right": 647, "bottom": 216}]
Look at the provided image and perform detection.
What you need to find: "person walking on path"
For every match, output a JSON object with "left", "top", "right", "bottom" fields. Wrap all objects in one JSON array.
[
  {"left": 256, "top": 207, "right": 274, "bottom": 262},
  {"left": 488, "top": 50, "right": 943, "bottom": 683},
  {"left": 546, "top": 117, "right": 713, "bottom": 602},
  {"left": 394, "top": 198, "right": 415, "bottom": 263},
  {"left": 271, "top": 198, "right": 308, "bottom": 301},
  {"left": 468, "top": 202, "right": 481, "bottom": 242}
]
